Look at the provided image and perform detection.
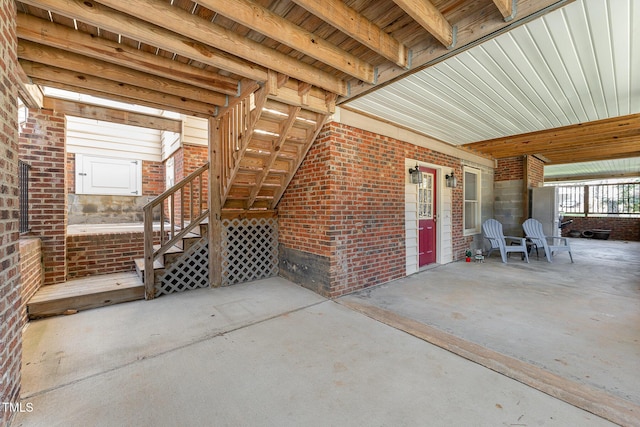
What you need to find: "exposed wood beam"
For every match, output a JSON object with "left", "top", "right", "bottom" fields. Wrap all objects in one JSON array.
[
  {"left": 92, "top": 0, "right": 348, "bottom": 95},
  {"left": 266, "top": 71, "right": 336, "bottom": 115},
  {"left": 391, "top": 0, "right": 455, "bottom": 48},
  {"left": 15, "top": 63, "right": 43, "bottom": 109},
  {"left": 19, "top": 0, "right": 268, "bottom": 82},
  {"left": 20, "top": 61, "right": 217, "bottom": 117},
  {"left": 464, "top": 114, "right": 640, "bottom": 159},
  {"left": 17, "top": 40, "right": 228, "bottom": 106},
  {"left": 492, "top": 0, "right": 517, "bottom": 21},
  {"left": 538, "top": 141, "right": 640, "bottom": 163},
  {"left": 43, "top": 97, "right": 182, "bottom": 132},
  {"left": 291, "top": 0, "right": 408, "bottom": 68},
  {"left": 35, "top": 78, "right": 212, "bottom": 118},
  {"left": 544, "top": 148, "right": 640, "bottom": 165},
  {"left": 16, "top": 13, "right": 239, "bottom": 96},
  {"left": 197, "top": 0, "right": 375, "bottom": 83}
]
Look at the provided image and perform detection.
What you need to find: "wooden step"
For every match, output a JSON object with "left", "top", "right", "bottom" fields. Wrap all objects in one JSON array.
[{"left": 27, "top": 272, "right": 144, "bottom": 319}]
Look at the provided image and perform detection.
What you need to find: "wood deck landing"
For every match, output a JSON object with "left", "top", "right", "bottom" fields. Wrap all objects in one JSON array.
[{"left": 28, "top": 272, "right": 144, "bottom": 319}]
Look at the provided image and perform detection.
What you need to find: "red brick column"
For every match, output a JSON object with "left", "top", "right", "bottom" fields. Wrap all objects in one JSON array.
[
  {"left": 19, "top": 109, "right": 67, "bottom": 285},
  {"left": 0, "top": 1, "right": 23, "bottom": 424}
]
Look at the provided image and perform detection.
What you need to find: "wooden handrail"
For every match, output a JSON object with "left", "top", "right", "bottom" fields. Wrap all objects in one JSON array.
[{"left": 143, "top": 162, "right": 209, "bottom": 299}]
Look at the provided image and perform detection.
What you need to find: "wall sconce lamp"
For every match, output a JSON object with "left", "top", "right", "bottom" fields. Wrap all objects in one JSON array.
[
  {"left": 408, "top": 164, "right": 423, "bottom": 184},
  {"left": 445, "top": 171, "right": 457, "bottom": 188}
]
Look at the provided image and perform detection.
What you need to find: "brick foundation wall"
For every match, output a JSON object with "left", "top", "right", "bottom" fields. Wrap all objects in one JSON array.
[
  {"left": 0, "top": 1, "right": 22, "bottom": 424},
  {"left": 19, "top": 108, "right": 67, "bottom": 285},
  {"left": 563, "top": 217, "right": 640, "bottom": 241},
  {"left": 19, "top": 238, "right": 43, "bottom": 326},
  {"left": 279, "top": 122, "right": 466, "bottom": 298},
  {"left": 67, "top": 230, "right": 163, "bottom": 279}
]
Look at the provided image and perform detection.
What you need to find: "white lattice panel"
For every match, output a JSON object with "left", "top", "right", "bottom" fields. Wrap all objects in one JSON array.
[
  {"left": 221, "top": 218, "right": 278, "bottom": 286},
  {"left": 157, "top": 237, "right": 209, "bottom": 297}
]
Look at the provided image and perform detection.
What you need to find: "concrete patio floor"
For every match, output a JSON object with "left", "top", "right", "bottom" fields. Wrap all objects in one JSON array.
[{"left": 12, "top": 239, "right": 639, "bottom": 426}]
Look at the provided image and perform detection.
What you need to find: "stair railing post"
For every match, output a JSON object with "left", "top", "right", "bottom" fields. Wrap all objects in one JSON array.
[{"left": 143, "top": 203, "right": 155, "bottom": 300}]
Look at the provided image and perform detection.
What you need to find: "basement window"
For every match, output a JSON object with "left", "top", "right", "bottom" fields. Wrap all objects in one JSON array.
[
  {"left": 75, "top": 154, "right": 142, "bottom": 196},
  {"left": 464, "top": 167, "right": 481, "bottom": 235}
]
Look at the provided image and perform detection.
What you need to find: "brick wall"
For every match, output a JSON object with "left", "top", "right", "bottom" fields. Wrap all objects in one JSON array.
[
  {"left": 19, "top": 108, "right": 67, "bottom": 285},
  {"left": 67, "top": 230, "right": 164, "bottom": 279},
  {"left": 564, "top": 217, "right": 640, "bottom": 241},
  {"left": 526, "top": 155, "right": 545, "bottom": 188},
  {"left": 167, "top": 144, "right": 209, "bottom": 222},
  {"left": 0, "top": 1, "right": 22, "bottom": 424},
  {"left": 495, "top": 156, "right": 524, "bottom": 182},
  {"left": 142, "top": 160, "right": 165, "bottom": 196},
  {"left": 19, "top": 238, "right": 43, "bottom": 326},
  {"left": 279, "top": 122, "right": 467, "bottom": 298}
]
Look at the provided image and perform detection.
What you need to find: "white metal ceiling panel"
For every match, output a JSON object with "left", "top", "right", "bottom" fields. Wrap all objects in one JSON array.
[{"left": 345, "top": 0, "right": 639, "bottom": 179}]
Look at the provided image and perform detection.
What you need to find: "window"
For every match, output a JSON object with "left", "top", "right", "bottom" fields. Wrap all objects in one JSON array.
[
  {"left": 464, "top": 167, "right": 481, "bottom": 235},
  {"left": 76, "top": 154, "right": 142, "bottom": 196}
]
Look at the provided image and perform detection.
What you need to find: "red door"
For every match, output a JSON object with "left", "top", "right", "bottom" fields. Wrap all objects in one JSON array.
[{"left": 418, "top": 167, "right": 437, "bottom": 266}]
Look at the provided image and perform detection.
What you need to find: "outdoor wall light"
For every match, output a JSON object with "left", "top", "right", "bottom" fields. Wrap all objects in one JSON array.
[
  {"left": 408, "top": 164, "right": 423, "bottom": 184},
  {"left": 445, "top": 171, "right": 457, "bottom": 188}
]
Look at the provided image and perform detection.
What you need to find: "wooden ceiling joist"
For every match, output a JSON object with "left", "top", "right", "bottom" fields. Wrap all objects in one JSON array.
[
  {"left": 43, "top": 97, "right": 182, "bottom": 132},
  {"left": 19, "top": 0, "right": 269, "bottom": 82},
  {"left": 21, "top": 61, "right": 217, "bottom": 117},
  {"left": 16, "top": 13, "right": 240, "bottom": 96},
  {"left": 291, "top": 0, "right": 409, "bottom": 68},
  {"left": 196, "top": 0, "right": 375, "bottom": 84},
  {"left": 391, "top": 0, "right": 455, "bottom": 48},
  {"left": 17, "top": 40, "right": 228, "bottom": 106},
  {"left": 94, "top": 0, "right": 349, "bottom": 96},
  {"left": 492, "top": 0, "right": 517, "bottom": 21}
]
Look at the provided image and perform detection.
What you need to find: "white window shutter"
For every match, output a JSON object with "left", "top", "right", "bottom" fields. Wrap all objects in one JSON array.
[{"left": 76, "top": 154, "right": 142, "bottom": 196}]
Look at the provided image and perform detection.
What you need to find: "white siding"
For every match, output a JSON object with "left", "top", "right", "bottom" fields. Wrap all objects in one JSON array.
[
  {"left": 161, "top": 129, "right": 181, "bottom": 161},
  {"left": 182, "top": 116, "right": 208, "bottom": 146},
  {"left": 440, "top": 195, "right": 453, "bottom": 264},
  {"left": 405, "top": 183, "right": 419, "bottom": 275},
  {"left": 66, "top": 116, "right": 162, "bottom": 162}
]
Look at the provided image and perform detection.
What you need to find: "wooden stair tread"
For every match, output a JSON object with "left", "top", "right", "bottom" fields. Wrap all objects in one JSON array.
[{"left": 134, "top": 257, "right": 164, "bottom": 272}]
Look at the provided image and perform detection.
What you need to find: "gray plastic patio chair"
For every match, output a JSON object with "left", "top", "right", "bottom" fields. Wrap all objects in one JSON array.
[
  {"left": 482, "top": 219, "right": 529, "bottom": 263},
  {"left": 523, "top": 218, "right": 574, "bottom": 263}
]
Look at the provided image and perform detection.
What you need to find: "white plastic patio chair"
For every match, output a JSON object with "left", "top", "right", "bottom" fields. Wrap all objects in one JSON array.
[
  {"left": 522, "top": 218, "right": 574, "bottom": 263},
  {"left": 482, "top": 219, "right": 529, "bottom": 263}
]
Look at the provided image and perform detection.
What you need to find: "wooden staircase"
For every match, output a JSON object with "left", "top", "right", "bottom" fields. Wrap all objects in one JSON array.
[
  {"left": 134, "top": 218, "right": 209, "bottom": 291},
  {"left": 218, "top": 76, "right": 332, "bottom": 212},
  {"left": 27, "top": 75, "right": 336, "bottom": 317}
]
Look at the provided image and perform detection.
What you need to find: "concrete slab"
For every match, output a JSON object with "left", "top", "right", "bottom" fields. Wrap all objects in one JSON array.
[
  {"left": 15, "top": 298, "right": 614, "bottom": 426},
  {"left": 19, "top": 277, "right": 326, "bottom": 396},
  {"left": 341, "top": 238, "right": 640, "bottom": 424}
]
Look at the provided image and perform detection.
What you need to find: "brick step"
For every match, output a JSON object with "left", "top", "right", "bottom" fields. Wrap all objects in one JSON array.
[{"left": 27, "top": 272, "right": 144, "bottom": 319}]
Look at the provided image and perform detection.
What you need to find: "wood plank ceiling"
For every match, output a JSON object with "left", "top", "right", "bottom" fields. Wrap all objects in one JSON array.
[{"left": 14, "top": 0, "right": 636, "bottom": 182}]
